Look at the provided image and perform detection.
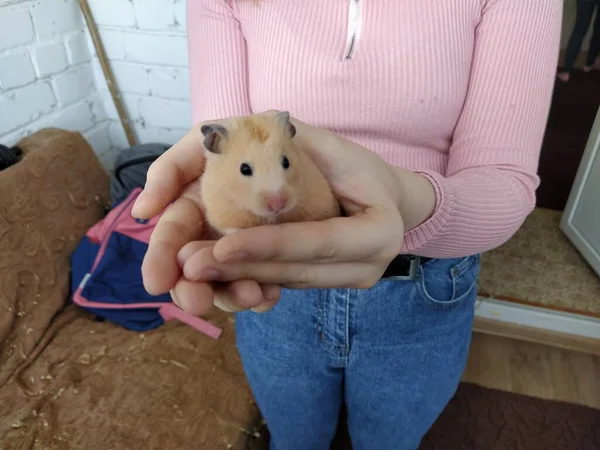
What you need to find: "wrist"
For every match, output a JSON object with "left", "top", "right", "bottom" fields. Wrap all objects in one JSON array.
[{"left": 389, "top": 165, "right": 437, "bottom": 231}]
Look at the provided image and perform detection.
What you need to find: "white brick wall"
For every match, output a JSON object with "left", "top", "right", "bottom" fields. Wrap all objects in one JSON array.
[
  {"left": 0, "top": 0, "right": 112, "bottom": 168},
  {"left": 87, "top": 0, "right": 192, "bottom": 150},
  {"left": 2, "top": 0, "right": 196, "bottom": 168}
]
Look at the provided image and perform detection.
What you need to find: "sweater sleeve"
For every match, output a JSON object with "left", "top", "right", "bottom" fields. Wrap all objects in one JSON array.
[
  {"left": 401, "top": 0, "right": 563, "bottom": 258},
  {"left": 186, "top": 0, "right": 252, "bottom": 124}
]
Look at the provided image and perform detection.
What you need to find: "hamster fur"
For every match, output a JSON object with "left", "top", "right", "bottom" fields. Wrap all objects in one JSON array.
[{"left": 199, "top": 110, "right": 341, "bottom": 236}]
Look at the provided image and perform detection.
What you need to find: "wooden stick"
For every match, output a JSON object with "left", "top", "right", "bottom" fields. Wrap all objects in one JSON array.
[{"left": 78, "top": 0, "right": 136, "bottom": 147}]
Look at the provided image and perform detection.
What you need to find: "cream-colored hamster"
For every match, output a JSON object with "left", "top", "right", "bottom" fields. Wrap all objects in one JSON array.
[{"left": 199, "top": 110, "right": 341, "bottom": 236}]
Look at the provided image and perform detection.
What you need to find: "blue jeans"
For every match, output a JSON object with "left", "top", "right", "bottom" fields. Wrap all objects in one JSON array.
[
  {"left": 235, "top": 254, "right": 481, "bottom": 450},
  {"left": 562, "top": 0, "right": 600, "bottom": 73}
]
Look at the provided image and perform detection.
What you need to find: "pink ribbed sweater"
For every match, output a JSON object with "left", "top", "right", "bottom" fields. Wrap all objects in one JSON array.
[{"left": 186, "top": 0, "right": 563, "bottom": 258}]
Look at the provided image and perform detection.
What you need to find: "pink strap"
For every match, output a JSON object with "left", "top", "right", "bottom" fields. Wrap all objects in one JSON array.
[{"left": 159, "top": 303, "right": 223, "bottom": 340}]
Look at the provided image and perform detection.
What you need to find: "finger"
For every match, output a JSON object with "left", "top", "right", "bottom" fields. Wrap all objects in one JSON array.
[
  {"left": 182, "top": 247, "right": 383, "bottom": 289},
  {"left": 131, "top": 127, "right": 206, "bottom": 219},
  {"left": 212, "top": 279, "right": 265, "bottom": 312},
  {"left": 212, "top": 211, "right": 402, "bottom": 264},
  {"left": 289, "top": 117, "right": 393, "bottom": 202},
  {"left": 171, "top": 279, "right": 215, "bottom": 317},
  {"left": 172, "top": 276, "right": 272, "bottom": 315},
  {"left": 260, "top": 283, "right": 281, "bottom": 302},
  {"left": 177, "top": 240, "right": 217, "bottom": 268},
  {"left": 287, "top": 118, "right": 344, "bottom": 178},
  {"left": 251, "top": 289, "right": 280, "bottom": 313},
  {"left": 142, "top": 197, "right": 204, "bottom": 295}
]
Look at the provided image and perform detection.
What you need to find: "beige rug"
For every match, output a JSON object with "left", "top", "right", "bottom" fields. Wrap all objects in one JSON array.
[{"left": 478, "top": 208, "right": 600, "bottom": 317}]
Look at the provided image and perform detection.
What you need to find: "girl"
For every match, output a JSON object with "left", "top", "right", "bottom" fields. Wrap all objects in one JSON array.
[{"left": 133, "top": 1, "right": 562, "bottom": 448}]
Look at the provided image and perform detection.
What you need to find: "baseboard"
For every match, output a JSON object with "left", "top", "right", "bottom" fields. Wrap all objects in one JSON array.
[{"left": 474, "top": 296, "right": 600, "bottom": 356}]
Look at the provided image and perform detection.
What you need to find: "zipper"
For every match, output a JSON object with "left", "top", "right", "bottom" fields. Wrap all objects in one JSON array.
[{"left": 343, "top": 0, "right": 362, "bottom": 61}]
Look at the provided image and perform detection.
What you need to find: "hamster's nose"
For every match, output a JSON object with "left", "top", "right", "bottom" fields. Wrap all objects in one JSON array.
[{"left": 264, "top": 193, "right": 288, "bottom": 213}]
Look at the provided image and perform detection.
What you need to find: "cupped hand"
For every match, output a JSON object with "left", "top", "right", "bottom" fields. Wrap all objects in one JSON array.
[
  {"left": 131, "top": 126, "right": 282, "bottom": 315},
  {"left": 180, "top": 117, "right": 406, "bottom": 294}
]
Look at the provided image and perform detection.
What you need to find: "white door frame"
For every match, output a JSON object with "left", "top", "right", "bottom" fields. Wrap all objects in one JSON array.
[{"left": 560, "top": 106, "right": 600, "bottom": 278}]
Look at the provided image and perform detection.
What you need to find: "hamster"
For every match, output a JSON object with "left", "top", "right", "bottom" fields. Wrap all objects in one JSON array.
[{"left": 198, "top": 110, "right": 341, "bottom": 236}]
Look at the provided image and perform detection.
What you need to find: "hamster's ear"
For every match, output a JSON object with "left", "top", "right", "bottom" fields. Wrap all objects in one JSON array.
[
  {"left": 275, "top": 110, "right": 296, "bottom": 138},
  {"left": 200, "top": 123, "right": 228, "bottom": 154}
]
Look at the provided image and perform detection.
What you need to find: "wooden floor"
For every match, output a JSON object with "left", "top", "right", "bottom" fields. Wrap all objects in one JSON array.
[{"left": 463, "top": 331, "right": 600, "bottom": 410}]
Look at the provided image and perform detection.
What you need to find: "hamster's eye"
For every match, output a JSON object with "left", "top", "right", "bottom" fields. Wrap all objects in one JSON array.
[
  {"left": 240, "top": 163, "right": 253, "bottom": 176},
  {"left": 281, "top": 156, "right": 290, "bottom": 170}
]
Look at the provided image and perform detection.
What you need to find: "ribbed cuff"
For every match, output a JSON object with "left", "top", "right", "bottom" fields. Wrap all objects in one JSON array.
[{"left": 401, "top": 169, "right": 454, "bottom": 254}]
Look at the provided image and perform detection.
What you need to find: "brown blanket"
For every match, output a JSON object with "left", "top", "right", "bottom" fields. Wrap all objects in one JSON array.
[{"left": 0, "top": 129, "right": 259, "bottom": 450}]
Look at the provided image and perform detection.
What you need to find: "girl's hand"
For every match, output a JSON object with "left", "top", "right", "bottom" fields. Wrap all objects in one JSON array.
[{"left": 179, "top": 118, "right": 406, "bottom": 306}]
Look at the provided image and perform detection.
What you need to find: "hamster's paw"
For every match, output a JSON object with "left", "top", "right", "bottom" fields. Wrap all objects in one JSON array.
[{"left": 222, "top": 228, "right": 240, "bottom": 235}]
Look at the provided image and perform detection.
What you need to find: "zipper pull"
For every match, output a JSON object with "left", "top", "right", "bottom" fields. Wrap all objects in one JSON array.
[{"left": 343, "top": 0, "right": 362, "bottom": 61}]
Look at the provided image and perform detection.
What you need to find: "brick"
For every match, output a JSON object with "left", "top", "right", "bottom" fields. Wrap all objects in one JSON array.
[
  {"left": 53, "top": 65, "right": 95, "bottom": 107},
  {"left": 134, "top": 0, "right": 175, "bottom": 30},
  {"left": 173, "top": 0, "right": 186, "bottom": 30},
  {"left": 31, "top": 41, "right": 69, "bottom": 78},
  {"left": 0, "top": 8, "right": 34, "bottom": 51},
  {"left": 100, "top": 29, "right": 126, "bottom": 59},
  {"left": 86, "top": 29, "right": 125, "bottom": 60},
  {"left": 85, "top": 123, "right": 113, "bottom": 155},
  {"left": 88, "top": 92, "right": 108, "bottom": 123},
  {"left": 98, "top": 147, "right": 121, "bottom": 171},
  {"left": 88, "top": 0, "right": 136, "bottom": 27},
  {"left": 84, "top": 32, "right": 96, "bottom": 58},
  {"left": 65, "top": 32, "right": 91, "bottom": 65},
  {"left": 0, "top": 82, "right": 56, "bottom": 135},
  {"left": 123, "top": 32, "right": 188, "bottom": 67},
  {"left": 31, "top": 0, "right": 82, "bottom": 40},
  {"left": 0, "top": 50, "right": 36, "bottom": 90},
  {"left": 136, "top": 125, "right": 187, "bottom": 145},
  {"left": 0, "top": 128, "right": 28, "bottom": 148},
  {"left": 149, "top": 67, "right": 189, "bottom": 100},
  {"left": 101, "top": 90, "right": 142, "bottom": 122},
  {"left": 92, "top": 59, "right": 109, "bottom": 90},
  {"left": 56, "top": 102, "right": 96, "bottom": 132},
  {"left": 109, "top": 121, "right": 131, "bottom": 149},
  {"left": 139, "top": 97, "right": 191, "bottom": 129},
  {"left": 33, "top": 100, "right": 96, "bottom": 133},
  {"left": 112, "top": 62, "right": 151, "bottom": 95},
  {"left": 100, "top": 91, "right": 117, "bottom": 119}
]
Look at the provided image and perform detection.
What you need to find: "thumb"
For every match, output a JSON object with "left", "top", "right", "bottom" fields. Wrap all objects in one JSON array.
[
  {"left": 131, "top": 129, "right": 207, "bottom": 219},
  {"left": 334, "top": 172, "right": 397, "bottom": 216},
  {"left": 289, "top": 118, "right": 344, "bottom": 181}
]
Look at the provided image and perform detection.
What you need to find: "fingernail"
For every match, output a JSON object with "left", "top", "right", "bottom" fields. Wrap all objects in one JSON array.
[
  {"left": 169, "top": 289, "right": 180, "bottom": 307},
  {"left": 262, "top": 285, "right": 280, "bottom": 301},
  {"left": 222, "top": 252, "right": 249, "bottom": 262},
  {"left": 197, "top": 268, "right": 222, "bottom": 281},
  {"left": 131, "top": 195, "right": 146, "bottom": 217},
  {"left": 214, "top": 297, "right": 237, "bottom": 312},
  {"left": 265, "top": 291, "right": 279, "bottom": 301}
]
